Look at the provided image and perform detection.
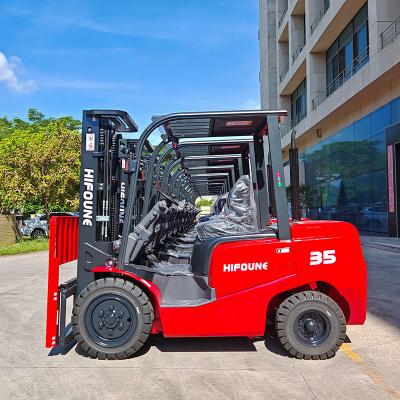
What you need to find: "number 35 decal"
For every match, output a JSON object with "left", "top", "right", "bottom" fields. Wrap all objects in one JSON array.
[{"left": 310, "top": 250, "right": 336, "bottom": 266}]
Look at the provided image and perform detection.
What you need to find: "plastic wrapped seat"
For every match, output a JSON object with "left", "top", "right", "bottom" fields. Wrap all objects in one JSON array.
[{"left": 196, "top": 175, "right": 258, "bottom": 241}]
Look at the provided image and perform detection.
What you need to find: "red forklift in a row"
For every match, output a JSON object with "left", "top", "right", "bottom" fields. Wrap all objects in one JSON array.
[{"left": 46, "top": 109, "right": 367, "bottom": 360}]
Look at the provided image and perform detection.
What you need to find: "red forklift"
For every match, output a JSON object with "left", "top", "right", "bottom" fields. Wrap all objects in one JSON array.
[{"left": 46, "top": 109, "right": 367, "bottom": 360}]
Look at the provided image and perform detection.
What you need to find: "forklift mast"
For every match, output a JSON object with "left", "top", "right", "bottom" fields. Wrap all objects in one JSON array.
[{"left": 77, "top": 110, "right": 140, "bottom": 292}]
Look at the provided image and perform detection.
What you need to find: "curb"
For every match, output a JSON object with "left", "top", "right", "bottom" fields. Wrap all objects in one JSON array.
[
  {"left": 0, "top": 250, "right": 49, "bottom": 258},
  {"left": 362, "top": 242, "right": 400, "bottom": 253}
]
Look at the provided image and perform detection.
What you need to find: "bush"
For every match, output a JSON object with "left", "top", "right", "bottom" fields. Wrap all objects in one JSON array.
[{"left": 0, "top": 109, "right": 81, "bottom": 217}]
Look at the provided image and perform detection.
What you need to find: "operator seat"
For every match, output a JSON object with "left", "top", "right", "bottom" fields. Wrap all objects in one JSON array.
[
  {"left": 213, "top": 192, "right": 228, "bottom": 214},
  {"left": 195, "top": 175, "right": 258, "bottom": 240}
]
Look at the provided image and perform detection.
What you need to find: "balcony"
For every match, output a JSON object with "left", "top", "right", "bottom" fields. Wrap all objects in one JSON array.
[
  {"left": 278, "top": 6, "right": 288, "bottom": 27},
  {"left": 312, "top": 46, "right": 369, "bottom": 110},
  {"left": 290, "top": 111, "right": 307, "bottom": 128},
  {"left": 292, "top": 39, "right": 306, "bottom": 63},
  {"left": 381, "top": 16, "right": 400, "bottom": 49},
  {"left": 279, "top": 64, "right": 289, "bottom": 83},
  {"left": 279, "top": 123, "right": 291, "bottom": 138},
  {"left": 310, "top": 0, "right": 330, "bottom": 35}
]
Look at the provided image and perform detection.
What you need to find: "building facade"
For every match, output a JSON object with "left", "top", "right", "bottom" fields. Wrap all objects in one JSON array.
[{"left": 259, "top": 0, "right": 400, "bottom": 237}]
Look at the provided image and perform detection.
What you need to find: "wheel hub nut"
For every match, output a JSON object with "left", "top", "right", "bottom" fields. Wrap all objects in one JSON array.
[{"left": 304, "top": 318, "right": 318, "bottom": 333}]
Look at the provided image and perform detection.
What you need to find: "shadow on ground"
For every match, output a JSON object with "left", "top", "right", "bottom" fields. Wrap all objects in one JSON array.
[
  {"left": 151, "top": 335, "right": 257, "bottom": 353},
  {"left": 49, "top": 335, "right": 269, "bottom": 359}
]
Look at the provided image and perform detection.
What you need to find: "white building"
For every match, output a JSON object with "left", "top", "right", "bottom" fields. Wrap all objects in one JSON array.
[{"left": 259, "top": 0, "right": 400, "bottom": 237}]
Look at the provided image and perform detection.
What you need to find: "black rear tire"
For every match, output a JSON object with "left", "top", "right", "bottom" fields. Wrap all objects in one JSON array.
[
  {"left": 275, "top": 291, "right": 346, "bottom": 360},
  {"left": 72, "top": 278, "right": 154, "bottom": 360}
]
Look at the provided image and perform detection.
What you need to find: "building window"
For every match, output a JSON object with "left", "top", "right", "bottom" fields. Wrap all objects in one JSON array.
[
  {"left": 302, "top": 96, "right": 400, "bottom": 235},
  {"left": 291, "top": 79, "right": 307, "bottom": 127},
  {"left": 326, "top": 4, "right": 368, "bottom": 92}
]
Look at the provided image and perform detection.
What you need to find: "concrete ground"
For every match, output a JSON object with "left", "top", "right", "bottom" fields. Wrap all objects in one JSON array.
[{"left": 0, "top": 247, "right": 399, "bottom": 400}]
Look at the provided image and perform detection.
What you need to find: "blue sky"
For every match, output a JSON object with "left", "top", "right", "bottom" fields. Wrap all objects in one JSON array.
[{"left": 0, "top": 0, "right": 260, "bottom": 132}]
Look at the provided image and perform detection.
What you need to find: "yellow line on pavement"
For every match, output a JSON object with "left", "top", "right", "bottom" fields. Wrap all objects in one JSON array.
[
  {"left": 341, "top": 343, "right": 400, "bottom": 399},
  {"left": 341, "top": 343, "right": 362, "bottom": 361}
]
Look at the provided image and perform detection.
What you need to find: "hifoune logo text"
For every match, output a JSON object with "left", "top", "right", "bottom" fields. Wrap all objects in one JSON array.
[{"left": 223, "top": 262, "right": 268, "bottom": 272}]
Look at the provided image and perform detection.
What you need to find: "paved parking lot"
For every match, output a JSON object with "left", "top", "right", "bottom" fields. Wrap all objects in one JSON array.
[{"left": 0, "top": 246, "right": 399, "bottom": 400}]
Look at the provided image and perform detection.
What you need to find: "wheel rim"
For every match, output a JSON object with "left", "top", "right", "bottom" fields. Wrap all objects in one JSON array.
[
  {"left": 85, "top": 294, "right": 138, "bottom": 348},
  {"left": 294, "top": 310, "right": 331, "bottom": 347}
]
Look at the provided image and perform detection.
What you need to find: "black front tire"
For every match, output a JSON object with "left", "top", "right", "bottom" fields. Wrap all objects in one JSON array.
[
  {"left": 275, "top": 291, "right": 346, "bottom": 360},
  {"left": 72, "top": 278, "right": 154, "bottom": 360}
]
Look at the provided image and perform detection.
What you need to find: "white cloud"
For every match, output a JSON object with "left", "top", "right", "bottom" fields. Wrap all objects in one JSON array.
[{"left": 0, "top": 52, "right": 36, "bottom": 93}]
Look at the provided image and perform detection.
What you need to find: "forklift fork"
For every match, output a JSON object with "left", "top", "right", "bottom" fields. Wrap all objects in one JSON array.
[{"left": 45, "top": 216, "right": 79, "bottom": 348}]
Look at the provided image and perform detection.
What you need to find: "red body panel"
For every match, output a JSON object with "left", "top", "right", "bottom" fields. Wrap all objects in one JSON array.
[
  {"left": 290, "top": 221, "right": 367, "bottom": 324},
  {"left": 160, "top": 274, "right": 298, "bottom": 337},
  {"left": 45, "top": 216, "right": 79, "bottom": 348},
  {"left": 162, "top": 221, "right": 366, "bottom": 337},
  {"left": 46, "top": 218, "right": 366, "bottom": 344},
  {"left": 209, "top": 238, "right": 294, "bottom": 297}
]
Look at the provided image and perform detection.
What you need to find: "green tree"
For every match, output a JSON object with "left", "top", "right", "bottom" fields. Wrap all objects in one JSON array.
[
  {"left": 0, "top": 116, "right": 13, "bottom": 140},
  {"left": 0, "top": 111, "right": 81, "bottom": 217},
  {"left": 27, "top": 108, "right": 45, "bottom": 124},
  {"left": 196, "top": 198, "right": 214, "bottom": 207}
]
